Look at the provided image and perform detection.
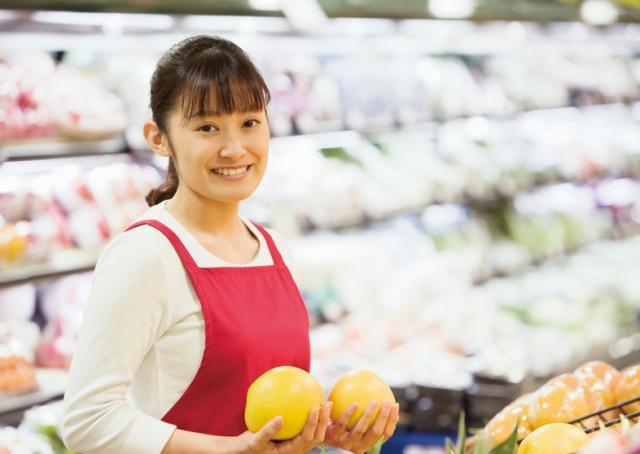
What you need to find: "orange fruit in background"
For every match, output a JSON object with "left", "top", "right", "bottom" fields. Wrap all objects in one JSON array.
[
  {"left": 616, "top": 365, "right": 640, "bottom": 414},
  {"left": 546, "top": 373, "right": 581, "bottom": 390},
  {"left": 517, "top": 423, "right": 589, "bottom": 454},
  {"left": 575, "top": 361, "right": 620, "bottom": 414},
  {"left": 328, "top": 369, "right": 396, "bottom": 430},
  {"left": 575, "top": 361, "right": 620, "bottom": 390},
  {"left": 529, "top": 381, "right": 591, "bottom": 429},
  {"left": 485, "top": 393, "right": 533, "bottom": 447},
  {"left": 244, "top": 366, "right": 323, "bottom": 440}
]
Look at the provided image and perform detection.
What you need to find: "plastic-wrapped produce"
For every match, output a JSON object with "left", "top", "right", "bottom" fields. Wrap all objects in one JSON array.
[
  {"left": 0, "top": 284, "right": 37, "bottom": 321},
  {"left": 0, "top": 51, "right": 127, "bottom": 142},
  {"left": 36, "top": 273, "right": 91, "bottom": 368},
  {"left": 324, "top": 56, "right": 395, "bottom": 131},
  {"left": 0, "top": 322, "right": 38, "bottom": 396},
  {"left": 262, "top": 55, "right": 343, "bottom": 135},
  {"left": 45, "top": 65, "right": 127, "bottom": 140},
  {"left": 0, "top": 52, "right": 57, "bottom": 141},
  {"left": 414, "top": 57, "right": 487, "bottom": 119}
]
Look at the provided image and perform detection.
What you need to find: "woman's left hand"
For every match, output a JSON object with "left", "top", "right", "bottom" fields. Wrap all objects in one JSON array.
[{"left": 324, "top": 400, "right": 400, "bottom": 454}]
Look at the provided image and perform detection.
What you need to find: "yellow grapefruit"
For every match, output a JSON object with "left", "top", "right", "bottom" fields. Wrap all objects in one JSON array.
[
  {"left": 244, "top": 366, "right": 324, "bottom": 440},
  {"left": 517, "top": 423, "right": 589, "bottom": 454},
  {"left": 328, "top": 370, "right": 396, "bottom": 430}
]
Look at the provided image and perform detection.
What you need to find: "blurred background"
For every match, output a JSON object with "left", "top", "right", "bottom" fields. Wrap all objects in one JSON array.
[{"left": 2, "top": 0, "right": 640, "bottom": 452}]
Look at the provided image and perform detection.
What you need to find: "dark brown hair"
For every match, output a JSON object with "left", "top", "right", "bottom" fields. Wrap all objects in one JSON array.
[{"left": 146, "top": 35, "right": 271, "bottom": 206}]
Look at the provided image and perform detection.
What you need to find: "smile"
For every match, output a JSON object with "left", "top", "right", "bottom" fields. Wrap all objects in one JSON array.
[{"left": 211, "top": 165, "right": 252, "bottom": 179}]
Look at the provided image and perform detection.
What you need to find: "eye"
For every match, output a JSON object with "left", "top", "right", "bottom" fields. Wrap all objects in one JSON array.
[
  {"left": 198, "top": 124, "right": 217, "bottom": 133},
  {"left": 243, "top": 119, "right": 260, "bottom": 128}
]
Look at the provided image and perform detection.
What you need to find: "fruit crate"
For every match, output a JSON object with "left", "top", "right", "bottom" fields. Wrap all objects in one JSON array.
[
  {"left": 569, "top": 394, "right": 640, "bottom": 433},
  {"left": 463, "top": 395, "right": 640, "bottom": 453}
]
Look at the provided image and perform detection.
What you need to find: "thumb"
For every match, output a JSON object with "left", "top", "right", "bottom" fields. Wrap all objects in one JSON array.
[{"left": 254, "top": 416, "right": 283, "bottom": 444}]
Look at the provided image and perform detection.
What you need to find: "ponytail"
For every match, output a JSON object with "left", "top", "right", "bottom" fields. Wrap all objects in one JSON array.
[{"left": 146, "top": 159, "right": 179, "bottom": 206}]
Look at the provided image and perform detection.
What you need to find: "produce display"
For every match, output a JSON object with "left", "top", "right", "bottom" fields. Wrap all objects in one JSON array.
[
  {"left": 0, "top": 161, "right": 162, "bottom": 267},
  {"left": 0, "top": 52, "right": 127, "bottom": 142},
  {"left": 469, "top": 361, "right": 633, "bottom": 452}
]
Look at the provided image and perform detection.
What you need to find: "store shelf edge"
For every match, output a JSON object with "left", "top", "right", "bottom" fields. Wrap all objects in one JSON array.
[
  {"left": 1, "top": 136, "right": 127, "bottom": 161},
  {"left": 0, "top": 250, "right": 100, "bottom": 287}
]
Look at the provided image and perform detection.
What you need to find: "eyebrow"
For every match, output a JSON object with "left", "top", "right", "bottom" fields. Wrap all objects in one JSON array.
[{"left": 192, "top": 110, "right": 264, "bottom": 119}]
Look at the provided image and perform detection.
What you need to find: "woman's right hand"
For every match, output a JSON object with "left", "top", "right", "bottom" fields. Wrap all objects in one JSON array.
[{"left": 234, "top": 401, "right": 332, "bottom": 454}]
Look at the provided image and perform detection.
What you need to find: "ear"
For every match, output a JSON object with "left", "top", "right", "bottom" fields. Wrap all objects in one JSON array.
[{"left": 144, "top": 120, "right": 171, "bottom": 158}]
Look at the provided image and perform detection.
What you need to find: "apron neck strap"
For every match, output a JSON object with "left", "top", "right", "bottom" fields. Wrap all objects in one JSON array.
[{"left": 251, "top": 223, "right": 285, "bottom": 268}]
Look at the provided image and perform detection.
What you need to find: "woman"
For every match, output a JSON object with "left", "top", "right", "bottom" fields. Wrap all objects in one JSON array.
[{"left": 61, "top": 35, "right": 399, "bottom": 453}]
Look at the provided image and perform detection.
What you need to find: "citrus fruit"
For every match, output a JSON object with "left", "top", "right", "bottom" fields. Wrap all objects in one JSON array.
[
  {"left": 573, "top": 362, "right": 620, "bottom": 420},
  {"left": 328, "top": 369, "right": 396, "bottom": 430},
  {"left": 517, "top": 423, "right": 589, "bottom": 454},
  {"left": 616, "top": 365, "right": 640, "bottom": 414},
  {"left": 529, "top": 381, "right": 590, "bottom": 429},
  {"left": 485, "top": 393, "right": 533, "bottom": 446},
  {"left": 244, "top": 366, "right": 323, "bottom": 440},
  {"left": 546, "top": 373, "right": 581, "bottom": 390}
]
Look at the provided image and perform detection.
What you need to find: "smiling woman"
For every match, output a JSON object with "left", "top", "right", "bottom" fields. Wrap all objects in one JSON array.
[
  {"left": 144, "top": 35, "right": 271, "bottom": 206},
  {"left": 60, "top": 35, "right": 399, "bottom": 454}
]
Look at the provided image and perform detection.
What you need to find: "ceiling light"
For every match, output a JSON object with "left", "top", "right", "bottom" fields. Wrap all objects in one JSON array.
[
  {"left": 428, "top": 0, "right": 476, "bottom": 19},
  {"left": 248, "top": 0, "right": 281, "bottom": 11},
  {"left": 580, "top": 0, "right": 618, "bottom": 25}
]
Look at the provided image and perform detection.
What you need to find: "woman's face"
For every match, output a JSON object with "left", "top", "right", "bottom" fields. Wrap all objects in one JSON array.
[{"left": 165, "top": 107, "right": 270, "bottom": 204}]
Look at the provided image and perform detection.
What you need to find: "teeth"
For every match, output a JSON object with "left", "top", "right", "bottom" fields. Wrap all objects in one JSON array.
[{"left": 213, "top": 166, "right": 248, "bottom": 176}]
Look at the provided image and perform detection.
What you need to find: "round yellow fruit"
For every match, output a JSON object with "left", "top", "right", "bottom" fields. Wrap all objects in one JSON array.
[
  {"left": 517, "top": 423, "right": 589, "bottom": 454},
  {"left": 244, "top": 366, "right": 323, "bottom": 440},
  {"left": 485, "top": 394, "right": 533, "bottom": 447},
  {"left": 328, "top": 370, "right": 396, "bottom": 430}
]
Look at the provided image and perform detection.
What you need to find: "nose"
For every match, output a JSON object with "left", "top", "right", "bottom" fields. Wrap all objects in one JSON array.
[{"left": 219, "top": 132, "right": 247, "bottom": 160}]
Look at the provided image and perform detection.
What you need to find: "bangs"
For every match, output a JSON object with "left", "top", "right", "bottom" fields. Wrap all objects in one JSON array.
[{"left": 177, "top": 52, "right": 270, "bottom": 121}]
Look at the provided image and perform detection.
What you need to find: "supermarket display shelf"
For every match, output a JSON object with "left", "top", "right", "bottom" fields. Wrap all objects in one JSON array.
[
  {"left": 473, "top": 231, "right": 636, "bottom": 286},
  {"left": 268, "top": 101, "right": 640, "bottom": 145},
  {"left": 0, "top": 135, "right": 127, "bottom": 161},
  {"left": 0, "top": 248, "right": 101, "bottom": 288},
  {"left": 0, "top": 368, "right": 67, "bottom": 418}
]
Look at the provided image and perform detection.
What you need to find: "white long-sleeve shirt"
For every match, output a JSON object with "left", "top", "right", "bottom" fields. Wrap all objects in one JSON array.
[{"left": 61, "top": 201, "right": 296, "bottom": 454}]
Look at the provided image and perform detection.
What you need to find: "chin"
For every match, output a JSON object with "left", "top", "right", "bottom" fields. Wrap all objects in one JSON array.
[{"left": 215, "top": 189, "right": 256, "bottom": 203}]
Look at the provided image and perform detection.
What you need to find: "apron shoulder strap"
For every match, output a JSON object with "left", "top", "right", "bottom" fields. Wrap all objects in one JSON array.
[
  {"left": 251, "top": 223, "right": 285, "bottom": 268},
  {"left": 126, "top": 220, "right": 199, "bottom": 272}
]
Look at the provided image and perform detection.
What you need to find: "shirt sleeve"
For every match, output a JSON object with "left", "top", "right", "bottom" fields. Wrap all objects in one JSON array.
[{"left": 61, "top": 228, "right": 177, "bottom": 454}]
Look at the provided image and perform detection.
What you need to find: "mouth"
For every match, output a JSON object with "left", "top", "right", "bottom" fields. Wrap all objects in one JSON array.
[{"left": 211, "top": 164, "right": 253, "bottom": 179}]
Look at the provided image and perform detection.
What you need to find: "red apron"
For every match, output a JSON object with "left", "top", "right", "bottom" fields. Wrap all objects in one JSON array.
[{"left": 126, "top": 220, "right": 310, "bottom": 436}]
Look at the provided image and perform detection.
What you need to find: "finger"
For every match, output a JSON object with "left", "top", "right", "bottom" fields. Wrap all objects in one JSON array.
[
  {"left": 346, "top": 401, "right": 378, "bottom": 443},
  {"left": 329, "top": 403, "right": 358, "bottom": 441},
  {"left": 300, "top": 407, "right": 320, "bottom": 443},
  {"left": 370, "top": 401, "right": 393, "bottom": 437},
  {"left": 253, "top": 416, "right": 283, "bottom": 445},
  {"left": 314, "top": 401, "right": 333, "bottom": 442},
  {"left": 358, "top": 400, "right": 392, "bottom": 449},
  {"left": 382, "top": 403, "right": 400, "bottom": 441}
]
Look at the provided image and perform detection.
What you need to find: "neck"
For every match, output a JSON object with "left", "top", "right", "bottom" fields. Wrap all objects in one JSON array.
[{"left": 166, "top": 185, "right": 243, "bottom": 237}]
